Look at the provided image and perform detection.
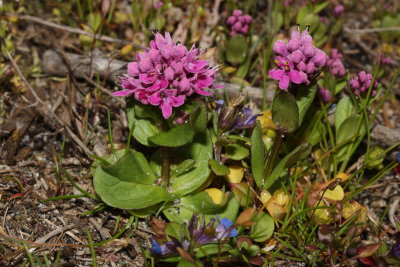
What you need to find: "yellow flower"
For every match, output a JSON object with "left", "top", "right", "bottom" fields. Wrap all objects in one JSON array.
[
  {"left": 225, "top": 165, "right": 245, "bottom": 183},
  {"left": 266, "top": 189, "right": 290, "bottom": 220},
  {"left": 205, "top": 188, "right": 224, "bottom": 204}
]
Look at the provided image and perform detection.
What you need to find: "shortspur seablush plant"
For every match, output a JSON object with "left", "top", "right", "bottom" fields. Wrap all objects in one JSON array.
[{"left": 89, "top": 23, "right": 397, "bottom": 265}]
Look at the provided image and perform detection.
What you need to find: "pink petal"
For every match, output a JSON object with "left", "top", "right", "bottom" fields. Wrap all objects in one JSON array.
[
  {"left": 195, "top": 88, "right": 212, "bottom": 96},
  {"left": 291, "top": 30, "right": 300, "bottom": 41},
  {"left": 160, "top": 102, "right": 173, "bottom": 119},
  {"left": 127, "top": 62, "right": 139, "bottom": 76},
  {"left": 148, "top": 93, "right": 162, "bottom": 105},
  {"left": 164, "top": 67, "right": 175, "bottom": 80},
  {"left": 139, "top": 74, "right": 155, "bottom": 84},
  {"left": 170, "top": 96, "right": 185, "bottom": 107},
  {"left": 278, "top": 74, "right": 290, "bottom": 90},
  {"left": 289, "top": 70, "right": 302, "bottom": 84},
  {"left": 188, "top": 60, "right": 208, "bottom": 72},
  {"left": 269, "top": 69, "right": 285, "bottom": 80},
  {"left": 112, "top": 90, "right": 135, "bottom": 96}
]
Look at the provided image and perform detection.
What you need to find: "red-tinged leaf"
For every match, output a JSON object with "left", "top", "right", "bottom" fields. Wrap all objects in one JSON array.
[
  {"left": 236, "top": 207, "right": 255, "bottom": 227},
  {"left": 248, "top": 256, "right": 264, "bottom": 266},
  {"left": 359, "top": 257, "right": 376, "bottom": 266},
  {"left": 394, "top": 165, "right": 400, "bottom": 176},
  {"left": 357, "top": 242, "right": 381, "bottom": 258},
  {"left": 8, "top": 193, "right": 24, "bottom": 201},
  {"left": 237, "top": 236, "right": 253, "bottom": 248},
  {"left": 177, "top": 247, "right": 194, "bottom": 263}
]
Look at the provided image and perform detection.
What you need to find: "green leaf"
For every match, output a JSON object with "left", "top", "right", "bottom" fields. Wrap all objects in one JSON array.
[
  {"left": 251, "top": 122, "right": 266, "bottom": 188},
  {"left": 133, "top": 119, "right": 159, "bottom": 146},
  {"left": 335, "top": 96, "right": 353, "bottom": 134},
  {"left": 170, "top": 131, "right": 213, "bottom": 196},
  {"left": 149, "top": 123, "right": 194, "bottom": 147},
  {"left": 225, "top": 143, "right": 249, "bottom": 160},
  {"left": 102, "top": 151, "right": 156, "bottom": 185},
  {"left": 190, "top": 103, "right": 208, "bottom": 132},
  {"left": 93, "top": 166, "right": 171, "bottom": 210},
  {"left": 163, "top": 194, "right": 240, "bottom": 224},
  {"left": 126, "top": 98, "right": 136, "bottom": 131},
  {"left": 264, "top": 143, "right": 311, "bottom": 189},
  {"left": 134, "top": 102, "right": 162, "bottom": 123},
  {"left": 226, "top": 34, "right": 248, "bottom": 65},
  {"left": 171, "top": 159, "right": 196, "bottom": 178},
  {"left": 272, "top": 92, "right": 299, "bottom": 133},
  {"left": 336, "top": 114, "right": 367, "bottom": 161},
  {"left": 250, "top": 212, "right": 274, "bottom": 242},
  {"left": 334, "top": 79, "right": 347, "bottom": 95},
  {"left": 209, "top": 159, "right": 230, "bottom": 176},
  {"left": 165, "top": 222, "right": 184, "bottom": 240},
  {"left": 306, "top": 120, "right": 326, "bottom": 146},
  {"left": 313, "top": 1, "right": 329, "bottom": 13},
  {"left": 236, "top": 55, "right": 251, "bottom": 78},
  {"left": 195, "top": 244, "right": 232, "bottom": 258},
  {"left": 295, "top": 83, "right": 317, "bottom": 131}
]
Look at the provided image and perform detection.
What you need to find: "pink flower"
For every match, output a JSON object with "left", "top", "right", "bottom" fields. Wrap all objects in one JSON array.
[
  {"left": 227, "top": 10, "right": 252, "bottom": 36},
  {"left": 326, "top": 49, "right": 346, "bottom": 77},
  {"left": 349, "top": 71, "right": 378, "bottom": 96},
  {"left": 114, "top": 32, "right": 221, "bottom": 119},
  {"left": 269, "top": 27, "right": 326, "bottom": 89},
  {"left": 333, "top": 5, "right": 344, "bottom": 18},
  {"left": 269, "top": 56, "right": 303, "bottom": 90},
  {"left": 318, "top": 86, "right": 331, "bottom": 102},
  {"left": 153, "top": 1, "right": 163, "bottom": 10}
]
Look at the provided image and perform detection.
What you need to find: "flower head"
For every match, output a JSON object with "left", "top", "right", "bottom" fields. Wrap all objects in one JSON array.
[
  {"left": 318, "top": 86, "right": 331, "bottom": 102},
  {"left": 153, "top": 1, "right": 163, "bottom": 9},
  {"left": 114, "top": 32, "right": 221, "bottom": 119},
  {"left": 226, "top": 10, "right": 252, "bottom": 36},
  {"left": 269, "top": 28, "right": 326, "bottom": 90},
  {"left": 333, "top": 5, "right": 345, "bottom": 18},
  {"left": 326, "top": 49, "right": 346, "bottom": 77},
  {"left": 349, "top": 71, "right": 378, "bottom": 96}
]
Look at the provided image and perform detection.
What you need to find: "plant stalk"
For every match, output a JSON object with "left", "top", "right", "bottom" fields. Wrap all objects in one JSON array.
[
  {"left": 161, "top": 146, "right": 170, "bottom": 188},
  {"left": 264, "top": 130, "right": 284, "bottom": 186}
]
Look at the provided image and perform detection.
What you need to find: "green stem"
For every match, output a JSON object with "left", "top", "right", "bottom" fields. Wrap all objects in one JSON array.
[
  {"left": 264, "top": 130, "right": 284, "bottom": 185},
  {"left": 161, "top": 146, "right": 170, "bottom": 188}
]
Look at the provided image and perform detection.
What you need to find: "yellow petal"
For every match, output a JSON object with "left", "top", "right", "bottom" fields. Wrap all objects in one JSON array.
[
  {"left": 321, "top": 185, "right": 344, "bottom": 202},
  {"left": 335, "top": 172, "right": 349, "bottom": 182},
  {"left": 120, "top": 44, "right": 133, "bottom": 55},
  {"left": 260, "top": 190, "right": 272, "bottom": 204},
  {"left": 225, "top": 165, "right": 244, "bottom": 183},
  {"left": 205, "top": 188, "right": 223, "bottom": 204}
]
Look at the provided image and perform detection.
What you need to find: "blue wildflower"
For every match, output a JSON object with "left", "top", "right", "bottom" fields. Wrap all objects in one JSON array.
[
  {"left": 232, "top": 107, "right": 262, "bottom": 130},
  {"left": 149, "top": 237, "right": 172, "bottom": 256},
  {"left": 216, "top": 217, "right": 238, "bottom": 239},
  {"left": 396, "top": 153, "right": 400, "bottom": 163}
]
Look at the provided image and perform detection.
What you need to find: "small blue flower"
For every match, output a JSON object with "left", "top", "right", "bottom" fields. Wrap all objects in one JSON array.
[
  {"left": 232, "top": 107, "right": 262, "bottom": 130},
  {"left": 216, "top": 217, "right": 238, "bottom": 239},
  {"left": 396, "top": 153, "right": 400, "bottom": 163},
  {"left": 149, "top": 237, "right": 172, "bottom": 256}
]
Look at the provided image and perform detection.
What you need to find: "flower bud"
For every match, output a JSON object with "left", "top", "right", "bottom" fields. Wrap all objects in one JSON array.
[
  {"left": 266, "top": 189, "right": 290, "bottom": 220},
  {"left": 205, "top": 188, "right": 224, "bottom": 204},
  {"left": 273, "top": 40, "right": 289, "bottom": 56},
  {"left": 225, "top": 165, "right": 245, "bottom": 183},
  {"left": 260, "top": 190, "right": 272, "bottom": 204}
]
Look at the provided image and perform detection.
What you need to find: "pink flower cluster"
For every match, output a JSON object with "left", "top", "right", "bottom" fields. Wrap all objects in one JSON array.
[
  {"left": 153, "top": 1, "right": 163, "bottom": 10},
  {"left": 349, "top": 71, "right": 378, "bottom": 96},
  {"left": 326, "top": 49, "right": 346, "bottom": 77},
  {"left": 114, "top": 32, "right": 221, "bottom": 119},
  {"left": 333, "top": 5, "right": 345, "bottom": 18},
  {"left": 318, "top": 86, "right": 331, "bottom": 103},
  {"left": 269, "top": 29, "right": 327, "bottom": 90},
  {"left": 226, "top": 10, "right": 252, "bottom": 36}
]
